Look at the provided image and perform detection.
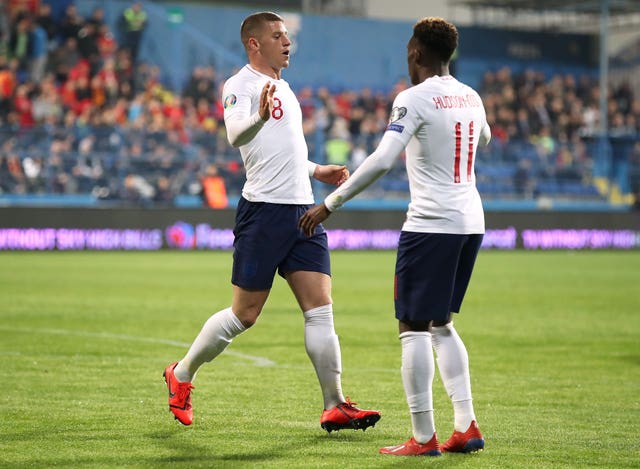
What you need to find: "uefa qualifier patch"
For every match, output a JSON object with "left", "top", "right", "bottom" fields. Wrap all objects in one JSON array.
[
  {"left": 387, "top": 106, "right": 407, "bottom": 133},
  {"left": 224, "top": 94, "right": 237, "bottom": 109},
  {"left": 389, "top": 106, "right": 407, "bottom": 122}
]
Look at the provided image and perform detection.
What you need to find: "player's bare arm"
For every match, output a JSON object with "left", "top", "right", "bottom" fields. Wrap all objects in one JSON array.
[
  {"left": 259, "top": 82, "right": 276, "bottom": 121},
  {"left": 299, "top": 203, "right": 331, "bottom": 237},
  {"left": 313, "top": 165, "right": 349, "bottom": 186}
]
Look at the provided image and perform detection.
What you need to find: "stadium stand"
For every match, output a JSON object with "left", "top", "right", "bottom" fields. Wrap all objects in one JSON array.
[{"left": 0, "top": 1, "right": 638, "bottom": 209}]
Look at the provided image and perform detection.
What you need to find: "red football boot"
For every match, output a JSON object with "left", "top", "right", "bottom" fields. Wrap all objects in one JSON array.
[
  {"left": 320, "top": 398, "right": 381, "bottom": 433},
  {"left": 163, "top": 362, "right": 194, "bottom": 426},
  {"left": 379, "top": 434, "right": 442, "bottom": 456},
  {"left": 441, "top": 420, "right": 484, "bottom": 453}
]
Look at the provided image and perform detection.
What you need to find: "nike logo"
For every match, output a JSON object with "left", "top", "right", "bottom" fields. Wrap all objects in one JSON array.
[
  {"left": 165, "top": 371, "right": 176, "bottom": 398},
  {"left": 390, "top": 445, "right": 405, "bottom": 452}
]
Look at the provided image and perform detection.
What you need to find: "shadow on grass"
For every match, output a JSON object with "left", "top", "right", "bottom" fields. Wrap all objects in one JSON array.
[
  {"left": 146, "top": 429, "right": 282, "bottom": 464},
  {"left": 144, "top": 424, "right": 390, "bottom": 465}
]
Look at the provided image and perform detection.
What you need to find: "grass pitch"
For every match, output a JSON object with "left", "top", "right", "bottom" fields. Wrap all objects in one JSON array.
[{"left": 1, "top": 250, "right": 639, "bottom": 468}]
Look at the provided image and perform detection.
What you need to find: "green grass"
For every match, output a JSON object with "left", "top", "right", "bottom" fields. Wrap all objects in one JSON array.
[{"left": 1, "top": 250, "right": 639, "bottom": 468}]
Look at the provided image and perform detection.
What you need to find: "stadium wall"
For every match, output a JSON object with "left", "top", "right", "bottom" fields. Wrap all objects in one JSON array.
[
  {"left": 1, "top": 207, "right": 638, "bottom": 250},
  {"left": 74, "top": 0, "right": 598, "bottom": 92}
]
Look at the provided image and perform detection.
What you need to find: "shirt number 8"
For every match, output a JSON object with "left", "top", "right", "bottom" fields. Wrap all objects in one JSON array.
[{"left": 271, "top": 97, "right": 284, "bottom": 120}]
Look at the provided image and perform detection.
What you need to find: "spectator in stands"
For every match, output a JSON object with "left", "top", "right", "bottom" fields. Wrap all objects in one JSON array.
[
  {"left": 324, "top": 117, "right": 351, "bottom": 166},
  {"left": 0, "top": 2, "right": 9, "bottom": 42},
  {"left": 0, "top": 55, "right": 17, "bottom": 119},
  {"left": 183, "top": 65, "right": 218, "bottom": 103},
  {"left": 31, "top": 74, "right": 62, "bottom": 124},
  {"left": 36, "top": 3, "right": 57, "bottom": 51},
  {"left": 87, "top": 7, "right": 106, "bottom": 30},
  {"left": 48, "top": 37, "right": 80, "bottom": 83},
  {"left": 0, "top": 154, "right": 8, "bottom": 193},
  {"left": 8, "top": 15, "right": 31, "bottom": 77},
  {"left": 297, "top": 85, "right": 315, "bottom": 119},
  {"left": 114, "top": 48, "right": 134, "bottom": 90},
  {"left": 13, "top": 83, "right": 34, "bottom": 128},
  {"left": 76, "top": 21, "right": 101, "bottom": 75},
  {"left": 28, "top": 16, "right": 48, "bottom": 82},
  {"left": 200, "top": 163, "right": 228, "bottom": 209},
  {"left": 153, "top": 174, "right": 176, "bottom": 205},
  {"left": 554, "top": 146, "right": 583, "bottom": 183},
  {"left": 121, "top": 173, "right": 155, "bottom": 204},
  {"left": 97, "top": 24, "right": 117, "bottom": 60},
  {"left": 59, "top": 4, "right": 84, "bottom": 43},
  {"left": 513, "top": 158, "right": 535, "bottom": 198},
  {"left": 0, "top": 29, "right": 7, "bottom": 59},
  {"left": 4, "top": 148, "right": 26, "bottom": 193},
  {"left": 119, "top": 2, "right": 147, "bottom": 63}
]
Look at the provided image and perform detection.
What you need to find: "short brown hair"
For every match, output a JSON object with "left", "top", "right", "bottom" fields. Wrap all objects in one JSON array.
[
  {"left": 413, "top": 17, "right": 458, "bottom": 62},
  {"left": 240, "top": 11, "right": 284, "bottom": 47}
]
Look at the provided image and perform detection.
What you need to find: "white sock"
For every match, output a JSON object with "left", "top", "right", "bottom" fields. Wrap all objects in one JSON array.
[
  {"left": 304, "top": 304, "right": 345, "bottom": 409},
  {"left": 174, "top": 307, "right": 246, "bottom": 383},
  {"left": 431, "top": 322, "right": 476, "bottom": 432},
  {"left": 400, "top": 331, "right": 436, "bottom": 444}
]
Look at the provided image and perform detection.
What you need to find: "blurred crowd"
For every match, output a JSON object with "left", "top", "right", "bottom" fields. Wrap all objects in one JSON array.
[
  {"left": 0, "top": 2, "right": 639, "bottom": 207},
  {"left": 478, "top": 67, "right": 640, "bottom": 202}
]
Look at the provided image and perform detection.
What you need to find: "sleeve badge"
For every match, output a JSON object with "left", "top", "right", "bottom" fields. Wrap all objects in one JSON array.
[
  {"left": 389, "top": 106, "right": 407, "bottom": 122},
  {"left": 223, "top": 94, "right": 237, "bottom": 109}
]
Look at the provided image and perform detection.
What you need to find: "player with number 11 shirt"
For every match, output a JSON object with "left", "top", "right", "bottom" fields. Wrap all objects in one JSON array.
[
  {"left": 307, "top": 53, "right": 490, "bottom": 234},
  {"left": 300, "top": 17, "right": 490, "bottom": 457}
]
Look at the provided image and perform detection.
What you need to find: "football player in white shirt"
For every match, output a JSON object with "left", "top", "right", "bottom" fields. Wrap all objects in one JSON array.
[
  {"left": 300, "top": 17, "right": 488, "bottom": 456},
  {"left": 163, "top": 11, "right": 380, "bottom": 433}
]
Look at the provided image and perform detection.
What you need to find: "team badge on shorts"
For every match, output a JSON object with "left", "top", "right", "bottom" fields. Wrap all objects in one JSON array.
[{"left": 224, "top": 94, "right": 237, "bottom": 109}]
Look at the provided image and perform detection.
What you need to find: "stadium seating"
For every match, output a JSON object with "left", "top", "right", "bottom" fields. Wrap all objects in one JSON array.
[{"left": 0, "top": 2, "right": 637, "bottom": 208}]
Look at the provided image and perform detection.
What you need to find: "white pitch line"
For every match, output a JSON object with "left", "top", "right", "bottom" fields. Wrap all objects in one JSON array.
[
  {"left": 0, "top": 325, "right": 276, "bottom": 367},
  {"left": 0, "top": 325, "right": 399, "bottom": 373}
]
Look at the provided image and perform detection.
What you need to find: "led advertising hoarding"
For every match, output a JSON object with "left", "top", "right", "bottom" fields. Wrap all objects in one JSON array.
[{"left": 1, "top": 223, "right": 638, "bottom": 251}]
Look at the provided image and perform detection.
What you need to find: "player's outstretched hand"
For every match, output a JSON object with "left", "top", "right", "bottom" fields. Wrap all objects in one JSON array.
[
  {"left": 299, "top": 203, "right": 331, "bottom": 237},
  {"left": 313, "top": 164, "right": 349, "bottom": 186},
  {"left": 259, "top": 82, "right": 276, "bottom": 121}
]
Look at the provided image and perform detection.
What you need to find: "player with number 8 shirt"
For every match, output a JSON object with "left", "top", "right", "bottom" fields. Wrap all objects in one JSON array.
[
  {"left": 163, "top": 11, "right": 381, "bottom": 435},
  {"left": 222, "top": 63, "right": 304, "bottom": 203}
]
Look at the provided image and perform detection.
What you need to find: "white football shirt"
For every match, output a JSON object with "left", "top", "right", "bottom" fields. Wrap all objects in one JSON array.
[
  {"left": 222, "top": 65, "right": 314, "bottom": 204},
  {"left": 325, "top": 75, "right": 490, "bottom": 234}
]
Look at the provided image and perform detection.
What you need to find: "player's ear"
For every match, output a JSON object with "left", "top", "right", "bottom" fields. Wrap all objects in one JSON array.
[
  {"left": 248, "top": 37, "right": 259, "bottom": 50},
  {"left": 414, "top": 46, "right": 424, "bottom": 64}
]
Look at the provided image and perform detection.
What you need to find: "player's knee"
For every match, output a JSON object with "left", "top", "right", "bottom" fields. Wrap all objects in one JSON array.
[
  {"left": 312, "top": 293, "right": 332, "bottom": 307},
  {"left": 431, "top": 316, "right": 453, "bottom": 329},
  {"left": 399, "top": 320, "right": 430, "bottom": 333},
  {"left": 233, "top": 306, "right": 262, "bottom": 328}
]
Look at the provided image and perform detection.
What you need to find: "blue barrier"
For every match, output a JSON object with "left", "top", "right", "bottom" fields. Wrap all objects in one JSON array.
[{"left": 0, "top": 193, "right": 630, "bottom": 212}]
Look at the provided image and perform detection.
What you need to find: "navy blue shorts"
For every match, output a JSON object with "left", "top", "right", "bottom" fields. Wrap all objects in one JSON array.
[
  {"left": 394, "top": 231, "right": 483, "bottom": 323},
  {"left": 231, "top": 197, "right": 331, "bottom": 290}
]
